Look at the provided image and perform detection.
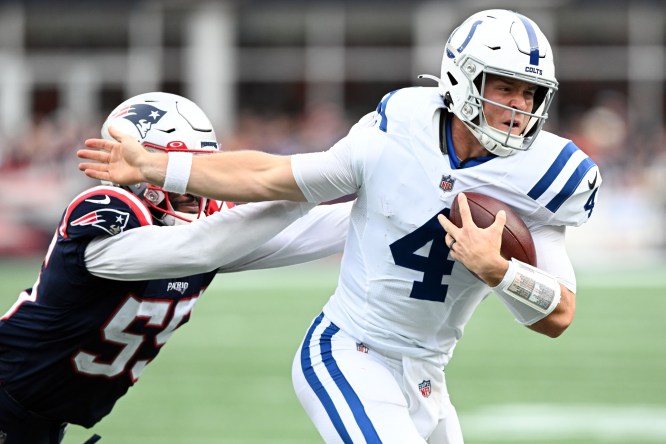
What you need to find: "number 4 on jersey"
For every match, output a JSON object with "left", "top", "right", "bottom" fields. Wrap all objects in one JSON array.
[{"left": 389, "top": 209, "right": 455, "bottom": 303}]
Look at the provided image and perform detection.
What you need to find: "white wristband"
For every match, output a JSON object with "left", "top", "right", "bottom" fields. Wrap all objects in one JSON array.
[
  {"left": 163, "top": 152, "right": 193, "bottom": 194},
  {"left": 493, "top": 258, "right": 561, "bottom": 316}
]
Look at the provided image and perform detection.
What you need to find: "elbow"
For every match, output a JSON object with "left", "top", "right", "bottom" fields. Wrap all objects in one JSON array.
[
  {"left": 544, "top": 317, "right": 572, "bottom": 338},
  {"left": 529, "top": 308, "right": 574, "bottom": 338},
  {"left": 548, "top": 308, "right": 575, "bottom": 338}
]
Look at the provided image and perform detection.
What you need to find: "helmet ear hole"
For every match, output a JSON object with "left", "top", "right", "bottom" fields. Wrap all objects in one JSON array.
[
  {"left": 446, "top": 72, "right": 459, "bottom": 86},
  {"left": 473, "top": 76, "right": 483, "bottom": 91},
  {"left": 443, "top": 92, "right": 454, "bottom": 109},
  {"left": 532, "top": 86, "right": 548, "bottom": 113}
]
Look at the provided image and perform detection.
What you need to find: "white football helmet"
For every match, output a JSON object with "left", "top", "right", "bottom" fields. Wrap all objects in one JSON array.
[
  {"left": 421, "top": 9, "right": 558, "bottom": 156},
  {"left": 102, "top": 92, "right": 220, "bottom": 225}
]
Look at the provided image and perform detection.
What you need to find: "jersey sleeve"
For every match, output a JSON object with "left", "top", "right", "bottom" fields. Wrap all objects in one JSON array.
[
  {"left": 291, "top": 139, "right": 358, "bottom": 203},
  {"left": 291, "top": 103, "right": 398, "bottom": 204},
  {"left": 554, "top": 163, "right": 601, "bottom": 227},
  {"left": 84, "top": 200, "right": 315, "bottom": 280},
  {"left": 523, "top": 138, "right": 602, "bottom": 227},
  {"left": 218, "top": 201, "right": 352, "bottom": 272},
  {"left": 58, "top": 185, "right": 153, "bottom": 241},
  {"left": 50, "top": 185, "right": 153, "bottom": 283}
]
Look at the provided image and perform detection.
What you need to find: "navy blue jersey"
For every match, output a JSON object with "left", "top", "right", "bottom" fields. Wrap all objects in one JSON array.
[{"left": 0, "top": 186, "right": 217, "bottom": 427}]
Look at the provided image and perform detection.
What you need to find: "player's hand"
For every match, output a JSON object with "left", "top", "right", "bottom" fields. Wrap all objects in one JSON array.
[
  {"left": 78, "top": 126, "right": 151, "bottom": 185},
  {"left": 437, "top": 193, "right": 509, "bottom": 286}
]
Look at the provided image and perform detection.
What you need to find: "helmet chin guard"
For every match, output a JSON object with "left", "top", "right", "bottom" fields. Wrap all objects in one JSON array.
[
  {"left": 101, "top": 92, "right": 220, "bottom": 225},
  {"left": 421, "top": 9, "right": 558, "bottom": 157}
]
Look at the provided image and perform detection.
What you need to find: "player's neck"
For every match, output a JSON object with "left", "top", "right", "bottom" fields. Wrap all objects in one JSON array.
[{"left": 450, "top": 117, "right": 490, "bottom": 161}]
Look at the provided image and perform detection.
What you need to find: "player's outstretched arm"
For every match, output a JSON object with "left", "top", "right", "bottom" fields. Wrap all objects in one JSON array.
[{"left": 79, "top": 126, "right": 306, "bottom": 203}]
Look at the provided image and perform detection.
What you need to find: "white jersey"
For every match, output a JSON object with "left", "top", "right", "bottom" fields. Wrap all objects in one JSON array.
[
  {"left": 291, "top": 87, "right": 601, "bottom": 367},
  {"left": 85, "top": 200, "right": 352, "bottom": 279}
]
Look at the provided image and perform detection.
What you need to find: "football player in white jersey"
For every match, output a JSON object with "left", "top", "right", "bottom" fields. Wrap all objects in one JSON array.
[{"left": 79, "top": 9, "right": 602, "bottom": 444}]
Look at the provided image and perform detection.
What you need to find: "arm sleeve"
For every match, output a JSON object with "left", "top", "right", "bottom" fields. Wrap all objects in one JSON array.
[
  {"left": 531, "top": 224, "right": 576, "bottom": 293},
  {"left": 494, "top": 224, "right": 576, "bottom": 325},
  {"left": 84, "top": 201, "right": 315, "bottom": 280},
  {"left": 218, "top": 201, "right": 352, "bottom": 272}
]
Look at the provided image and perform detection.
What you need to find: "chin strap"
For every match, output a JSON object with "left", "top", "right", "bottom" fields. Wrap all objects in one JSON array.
[{"left": 468, "top": 124, "right": 517, "bottom": 157}]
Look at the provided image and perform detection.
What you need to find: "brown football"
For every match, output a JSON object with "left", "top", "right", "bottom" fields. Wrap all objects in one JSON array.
[{"left": 449, "top": 192, "right": 537, "bottom": 266}]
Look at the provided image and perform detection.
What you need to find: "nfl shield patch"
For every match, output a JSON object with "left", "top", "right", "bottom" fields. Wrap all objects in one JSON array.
[
  {"left": 439, "top": 175, "right": 456, "bottom": 192},
  {"left": 418, "top": 380, "right": 431, "bottom": 398},
  {"left": 356, "top": 342, "right": 369, "bottom": 354}
]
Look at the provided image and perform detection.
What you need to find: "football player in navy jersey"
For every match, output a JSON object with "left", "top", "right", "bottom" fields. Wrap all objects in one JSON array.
[
  {"left": 0, "top": 92, "right": 351, "bottom": 443},
  {"left": 79, "top": 10, "right": 603, "bottom": 444}
]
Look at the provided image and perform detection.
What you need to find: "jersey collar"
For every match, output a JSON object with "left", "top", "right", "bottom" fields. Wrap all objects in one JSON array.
[{"left": 441, "top": 112, "right": 496, "bottom": 169}]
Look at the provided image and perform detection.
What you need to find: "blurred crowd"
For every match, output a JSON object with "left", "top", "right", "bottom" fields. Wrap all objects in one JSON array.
[
  {"left": 557, "top": 92, "right": 666, "bottom": 264},
  {"left": 0, "top": 92, "right": 664, "bottom": 261}
]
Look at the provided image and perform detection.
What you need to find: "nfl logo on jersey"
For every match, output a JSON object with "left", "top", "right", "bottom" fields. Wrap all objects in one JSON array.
[
  {"left": 439, "top": 175, "right": 456, "bottom": 192},
  {"left": 418, "top": 379, "right": 431, "bottom": 398}
]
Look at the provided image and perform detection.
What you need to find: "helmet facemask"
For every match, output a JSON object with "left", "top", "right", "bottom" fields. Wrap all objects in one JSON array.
[
  {"left": 458, "top": 58, "right": 557, "bottom": 156},
  {"left": 422, "top": 9, "right": 559, "bottom": 157},
  {"left": 129, "top": 180, "right": 208, "bottom": 227}
]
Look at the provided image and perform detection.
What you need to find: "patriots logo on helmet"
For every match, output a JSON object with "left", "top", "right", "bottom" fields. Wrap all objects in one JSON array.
[
  {"left": 111, "top": 103, "right": 166, "bottom": 138},
  {"left": 71, "top": 209, "right": 130, "bottom": 236},
  {"left": 418, "top": 380, "right": 431, "bottom": 398}
]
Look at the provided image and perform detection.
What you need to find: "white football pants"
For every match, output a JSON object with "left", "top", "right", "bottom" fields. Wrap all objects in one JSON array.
[{"left": 292, "top": 313, "right": 464, "bottom": 444}]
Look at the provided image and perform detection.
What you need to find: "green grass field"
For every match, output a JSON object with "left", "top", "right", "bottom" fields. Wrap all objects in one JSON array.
[{"left": 1, "top": 258, "right": 665, "bottom": 444}]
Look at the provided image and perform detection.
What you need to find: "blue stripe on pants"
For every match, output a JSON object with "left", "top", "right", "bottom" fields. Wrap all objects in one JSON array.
[{"left": 301, "top": 314, "right": 382, "bottom": 443}]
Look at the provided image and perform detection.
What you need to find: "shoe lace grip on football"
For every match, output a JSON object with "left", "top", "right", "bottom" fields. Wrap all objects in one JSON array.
[
  {"left": 492, "top": 258, "right": 561, "bottom": 325},
  {"left": 163, "top": 152, "right": 193, "bottom": 194}
]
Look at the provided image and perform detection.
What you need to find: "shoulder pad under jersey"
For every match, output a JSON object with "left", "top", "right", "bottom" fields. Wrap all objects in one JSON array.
[
  {"left": 368, "top": 87, "right": 442, "bottom": 135},
  {"left": 58, "top": 185, "right": 153, "bottom": 240}
]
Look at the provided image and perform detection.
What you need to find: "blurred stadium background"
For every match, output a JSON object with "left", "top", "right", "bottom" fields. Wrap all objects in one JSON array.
[{"left": 0, "top": 0, "right": 664, "bottom": 442}]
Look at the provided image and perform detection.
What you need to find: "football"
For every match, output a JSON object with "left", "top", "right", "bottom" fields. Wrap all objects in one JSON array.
[{"left": 449, "top": 192, "right": 537, "bottom": 266}]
